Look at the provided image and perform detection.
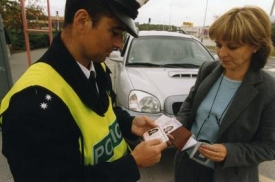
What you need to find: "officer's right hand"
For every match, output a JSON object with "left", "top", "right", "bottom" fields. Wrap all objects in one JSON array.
[{"left": 131, "top": 139, "right": 167, "bottom": 167}]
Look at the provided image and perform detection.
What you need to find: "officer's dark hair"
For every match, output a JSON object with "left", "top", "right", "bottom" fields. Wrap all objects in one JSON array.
[{"left": 64, "top": 0, "right": 114, "bottom": 28}]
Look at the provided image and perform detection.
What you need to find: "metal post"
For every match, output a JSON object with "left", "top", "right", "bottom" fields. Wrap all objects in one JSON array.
[
  {"left": 56, "top": 11, "right": 60, "bottom": 31},
  {"left": 20, "top": 0, "right": 53, "bottom": 66},
  {"left": 0, "top": 14, "right": 13, "bottom": 101},
  {"left": 46, "top": 0, "right": 53, "bottom": 43},
  {"left": 20, "top": 0, "right": 32, "bottom": 66}
]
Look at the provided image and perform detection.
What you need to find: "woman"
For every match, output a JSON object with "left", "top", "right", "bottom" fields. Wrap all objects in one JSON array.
[{"left": 174, "top": 6, "right": 275, "bottom": 182}]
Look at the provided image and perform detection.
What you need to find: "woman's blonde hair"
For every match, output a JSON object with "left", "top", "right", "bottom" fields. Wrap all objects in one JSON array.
[{"left": 209, "top": 6, "right": 273, "bottom": 70}]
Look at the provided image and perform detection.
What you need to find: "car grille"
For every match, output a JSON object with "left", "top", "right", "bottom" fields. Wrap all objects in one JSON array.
[
  {"left": 172, "top": 102, "right": 183, "bottom": 115},
  {"left": 164, "top": 95, "right": 187, "bottom": 115}
]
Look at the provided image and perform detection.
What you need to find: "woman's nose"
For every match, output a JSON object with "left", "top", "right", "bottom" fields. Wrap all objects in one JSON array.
[{"left": 218, "top": 46, "right": 228, "bottom": 57}]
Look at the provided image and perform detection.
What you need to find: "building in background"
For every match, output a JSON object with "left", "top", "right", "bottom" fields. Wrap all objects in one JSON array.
[{"left": 180, "top": 22, "right": 209, "bottom": 38}]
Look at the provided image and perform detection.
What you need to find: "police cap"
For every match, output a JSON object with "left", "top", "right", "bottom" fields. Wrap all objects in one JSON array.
[{"left": 106, "top": 0, "right": 149, "bottom": 37}]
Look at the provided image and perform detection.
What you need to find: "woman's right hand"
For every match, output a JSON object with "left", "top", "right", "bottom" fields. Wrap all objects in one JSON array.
[{"left": 198, "top": 143, "right": 228, "bottom": 162}]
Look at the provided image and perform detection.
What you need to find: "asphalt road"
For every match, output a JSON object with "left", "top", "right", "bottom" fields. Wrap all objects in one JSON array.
[{"left": 1, "top": 44, "right": 275, "bottom": 182}]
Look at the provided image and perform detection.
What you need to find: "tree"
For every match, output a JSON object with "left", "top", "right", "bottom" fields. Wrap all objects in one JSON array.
[
  {"left": 138, "top": 23, "right": 179, "bottom": 31},
  {"left": 0, "top": 0, "right": 46, "bottom": 30},
  {"left": 0, "top": 0, "right": 22, "bottom": 30},
  {"left": 1, "top": 0, "right": 49, "bottom": 50}
]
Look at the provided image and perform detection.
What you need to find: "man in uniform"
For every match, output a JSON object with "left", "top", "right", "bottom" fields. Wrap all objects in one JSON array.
[{"left": 0, "top": 0, "right": 167, "bottom": 181}]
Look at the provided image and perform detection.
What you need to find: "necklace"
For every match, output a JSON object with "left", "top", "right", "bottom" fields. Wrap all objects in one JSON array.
[
  {"left": 215, "top": 95, "right": 235, "bottom": 126},
  {"left": 196, "top": 74, "right": 238, "bottom": 139}
]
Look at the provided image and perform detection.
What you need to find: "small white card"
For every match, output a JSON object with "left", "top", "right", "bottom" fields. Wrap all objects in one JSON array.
[
  {"left": 154, "top": 115, "right": 182, "bottom": 134},
  {"left": 143, "top": 126, "right": 169, "bottom": 142}
]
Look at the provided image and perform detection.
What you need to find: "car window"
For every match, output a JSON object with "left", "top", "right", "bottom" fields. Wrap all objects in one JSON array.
[{"left": 126, "top": 36, "right": 213, "bottom": 67}]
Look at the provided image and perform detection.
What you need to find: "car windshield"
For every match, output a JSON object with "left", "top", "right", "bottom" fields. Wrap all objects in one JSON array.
[{"left": 126, "top": 36, "right": 213, "bottom": 68}]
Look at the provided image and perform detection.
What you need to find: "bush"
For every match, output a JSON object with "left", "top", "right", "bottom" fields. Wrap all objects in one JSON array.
[
  {"left": 272, "top": 23, "right": 275, "bottom": 47},
  {"left": 7, "top": 29, "right": 56, "bottom": 52},
  {"left": 29, "top": 33, "right": 50, "bottom": 49},
  {"left": 9, "top": 30, "right": 25, "bottom": 51}
]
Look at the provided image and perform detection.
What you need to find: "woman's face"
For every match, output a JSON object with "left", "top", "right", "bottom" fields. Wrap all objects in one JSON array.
[{"left": 215, "top": 40, "right": 257, "bottom": 72}]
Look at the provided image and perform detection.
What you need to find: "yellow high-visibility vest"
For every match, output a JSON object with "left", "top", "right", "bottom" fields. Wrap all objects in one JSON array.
[{"left": 0, "top": 62, "right": 128, "bottom": 165}]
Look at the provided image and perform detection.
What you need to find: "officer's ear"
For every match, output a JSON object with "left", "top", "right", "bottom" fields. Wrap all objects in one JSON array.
[{"left": 73, "top": 9, "right": 91, "bottom": 33}]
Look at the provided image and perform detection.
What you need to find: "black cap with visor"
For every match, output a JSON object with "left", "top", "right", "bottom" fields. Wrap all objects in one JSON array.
[{"left": 105, "top": 0, "right": 149, "bottom": 37}]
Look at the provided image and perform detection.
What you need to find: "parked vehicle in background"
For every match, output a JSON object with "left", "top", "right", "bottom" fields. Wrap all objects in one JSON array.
[
  {"left": 109, "top": 31, "right": 216, "bottom": 119},
  {"left": 169, "top": 29, "right": 188, "bottom": 34}
]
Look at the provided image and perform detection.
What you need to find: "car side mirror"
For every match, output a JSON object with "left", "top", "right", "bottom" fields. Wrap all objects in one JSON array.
[{"left": 109, "top": 50, "right": 123, "bottom": 62}]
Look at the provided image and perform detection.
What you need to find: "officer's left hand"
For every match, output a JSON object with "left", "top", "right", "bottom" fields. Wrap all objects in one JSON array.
[{"left": 131, "top": 116, "right": 157, "bottom": 137}]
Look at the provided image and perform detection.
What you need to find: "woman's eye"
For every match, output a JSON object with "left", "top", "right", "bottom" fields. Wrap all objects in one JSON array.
[
  {"left": 215, "top": 43, "right": 222, "bottom": 48},
  {"left": 227, "top": 45, "right": 239, "bottom": 50}
]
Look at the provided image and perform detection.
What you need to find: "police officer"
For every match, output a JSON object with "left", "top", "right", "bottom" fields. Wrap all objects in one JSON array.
[{"left": 0, "top": 0, "right": 167, "bottom": 181}]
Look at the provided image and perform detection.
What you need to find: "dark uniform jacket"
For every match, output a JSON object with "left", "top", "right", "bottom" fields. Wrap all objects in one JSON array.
[
  {"left": 176, "top": 61, "right": 275, "bottom": 182},
  {"left": 1, "top": 33, "right": 140, "bottom": 182}
]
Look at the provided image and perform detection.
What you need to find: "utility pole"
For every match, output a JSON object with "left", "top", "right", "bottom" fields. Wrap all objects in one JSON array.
[
  {"left": 271, "top": 0, "right": 275, "bottom": 16},
  {"left": 169, "top": 0, "right": 174, "bottom": 31},
  {"left": 201, "top": 0, "right": 209, "bottom": 43}
]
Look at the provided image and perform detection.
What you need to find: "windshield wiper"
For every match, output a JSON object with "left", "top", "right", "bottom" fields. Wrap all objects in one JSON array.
[
  {"left": 127, "top": 63, "right": 162, "bottom": 67},
  {"left": 163, "top": 63, "right": 200, "bottom": 68}
]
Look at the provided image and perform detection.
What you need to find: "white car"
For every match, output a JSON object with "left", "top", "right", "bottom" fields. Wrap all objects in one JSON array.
[{"left": 109, "top": 31, "right": 216, "bottom": 119}]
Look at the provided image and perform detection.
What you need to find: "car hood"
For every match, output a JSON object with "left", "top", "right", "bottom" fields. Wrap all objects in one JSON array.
[{"left": 126, "top": 67, "right": 197, "bottom": 98}]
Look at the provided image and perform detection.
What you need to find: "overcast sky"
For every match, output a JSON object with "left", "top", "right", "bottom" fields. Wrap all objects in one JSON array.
[{"left": 48, "top": 0, "right": 274, "bottom": 27}]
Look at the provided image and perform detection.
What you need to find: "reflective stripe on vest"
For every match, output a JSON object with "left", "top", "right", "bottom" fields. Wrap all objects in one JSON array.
[{"left": 0, "top": 62, "right": 128, "bottom": 165}]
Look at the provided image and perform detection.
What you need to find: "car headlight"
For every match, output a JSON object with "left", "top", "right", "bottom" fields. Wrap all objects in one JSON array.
[{"left": 128, "top": 90, "right": 160, "bottom": 113}]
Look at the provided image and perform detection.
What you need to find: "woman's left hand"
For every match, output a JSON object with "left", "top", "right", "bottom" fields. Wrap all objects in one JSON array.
[
  {"left": 131, "top": 116, "right": 158, "bottom": 137},
  {"left": 198, "top": 143, "right": 227, "bottom": 162}
]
